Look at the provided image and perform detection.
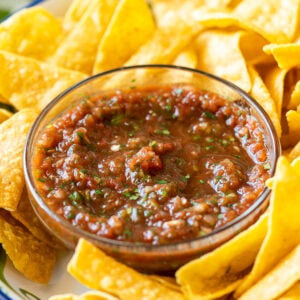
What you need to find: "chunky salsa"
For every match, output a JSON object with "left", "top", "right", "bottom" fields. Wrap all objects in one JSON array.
[{"left": 33, "top": 85, "right": 271, "bottom": 245}]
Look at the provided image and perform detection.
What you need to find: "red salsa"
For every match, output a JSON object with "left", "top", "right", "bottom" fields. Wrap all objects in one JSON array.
[{"left": 33, "top": 85, "right": 271, "bottom": 245}]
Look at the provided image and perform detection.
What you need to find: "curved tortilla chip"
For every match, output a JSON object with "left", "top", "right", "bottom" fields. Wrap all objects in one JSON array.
[
  {"left": 263, "top": 43, "right": 300, "bottom": 69},
  {"left": 0, "top": 210, "right": 56, "bottom": 284},
  {"left": 235, "top": 157, "right": 300, "bottom": 297},
  {"left": 0, "top": 7, "right": 62, "bottom": 60},
  {"left": 49, "top": 290, "right": 118, "bottom": 300},
  {"left": 176, "top": 213, "right": 267, "bottom": 300},
  {"left": 93, "top": 0, "right": 155, "bottom": 74},
  {"left": 0, "top": 50, "right": 86, "bottom": 111},
  {"left": 239, "top": 245, "right": 300, "bottom": 300},
  {"left": 0, "top": 109, "right": 37, "bottom": 211},
  {"left": 0, "top": 108, "right": 12, "bottom": 123},
  {"left": 68, "top": 239, "right": 184, "bottom": 300}
]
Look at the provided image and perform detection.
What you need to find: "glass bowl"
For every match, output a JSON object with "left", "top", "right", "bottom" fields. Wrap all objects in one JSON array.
[{"left": 24, "top": 65, "right": 280, "bottom": 274}]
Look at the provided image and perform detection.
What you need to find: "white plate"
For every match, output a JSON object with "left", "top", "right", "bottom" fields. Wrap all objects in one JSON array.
[{"left": 0, "top": 1, "right": 89, "bottom": 299}]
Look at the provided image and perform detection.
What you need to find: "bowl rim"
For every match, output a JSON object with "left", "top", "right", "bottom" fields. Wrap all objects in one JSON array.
[{"left": 23, "top": 64, "right": 281, "bottom": 252}]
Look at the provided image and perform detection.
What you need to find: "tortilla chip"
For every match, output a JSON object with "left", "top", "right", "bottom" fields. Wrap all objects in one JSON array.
[
  {"left": 0, "top": 108, "right": 12, "bottom": 123},
  {"left": 125, "top": 24, "right": 197, "bottom": 66},
  {"left": 0, "top": 109, "right": 37, "bottom": 211},
  {"left": 263, "top": 66, "right": 287, "bottom": 115},
  {"left": 248, "top": 65, "right": 281, "bottom": 136},
  {"left": 149, "top": 275, "right": 182, "bottom": 292},
  {"left": 0, "top": 210, "right": 56, "bottom": 284},
  {"left": 11, "top": 189, "right": 61, "bottom": 248},
  {"left": 49, "top": 291, "right": 118, "bottom": 300},
  {"left": 63, "top": 0, "right": 97, "bottom": 32},
  {"left": 278, "top": 281, "right": 300, "bottom": 300},
  {"left": 284, "top": 110, "right": 300, "bottom": 147},
  {"left": 288, "top": 81, "right": 300, "bottom": 110},
  {"left": 235, "top": 156, "right": 300, "bottom": 296},
  {"left": 233, "top": 0, "right": 300, "bottom": 43},
  {"left": 176, "top": 213, "right": 267, "bottom": 299},
  {"left": 239, "top": 245, "right": 300, "bottom": 300},
  {"left": 288, "top": 141, "right": 300, "bottom": 161},
  {"left": 0, "top": 50, "right": 86, "bottom": 111},
  {"left": 195, "top": 29, "right": 252, "bottom": 91},
  {"left": 52, "top": 0, "right": 118, "bottom": 74},
  {"left": 172, "top": 47, "right": 198, "bottom": 68},
  {"left": 68, "top": 239, "right": 184, "bottom": 300},
  {"left": 263, "top": 43, "right": 300, "bottom": 69},
  {"left": 93, "top": 0, "right": 156, "bottom": 74},
  {"left": 0, "top": 7, "right": 62, "bottom": 60}
]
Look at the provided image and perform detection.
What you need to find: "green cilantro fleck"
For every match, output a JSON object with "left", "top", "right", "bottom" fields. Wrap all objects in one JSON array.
[
  {"left": 164, "top": 104, "right": 172, "bottom": 111},
  {"left": 123, "top": 228, "right": 132, "bottom": 237},
  {"left": 204, "top": 111, "right": 216, "bottom": 119},
  {"left": 155, "top": 179, "right": 168, "bottom": 184},
  {"left": 144, "top": 210, "right": 152, "bottom": 217},
  {"left": 154, "top": 129, "right": 170, "bottom": 136},
  {"left": 263, "top": 163, "right": 271, "bottom": 170},
  {"left": 38, "top": 177, "right": 46, "bottom": 183},
  {"left": 181, "top": 174, "right": 190, "bottom": 183},
  {"left": 111, "top": 114, "right": 124, "bottom": 126},
  {"left": 199, "top": 179, "right": 206, "bottom": 184}
]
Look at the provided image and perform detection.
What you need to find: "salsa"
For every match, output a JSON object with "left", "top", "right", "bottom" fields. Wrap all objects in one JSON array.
[{"left": 33, "top": 85, "right": 271, "bottom": 245}]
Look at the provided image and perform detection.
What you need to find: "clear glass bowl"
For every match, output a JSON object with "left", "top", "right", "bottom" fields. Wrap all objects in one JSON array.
[{"left": 24, "top": 65, "right": 280, "bottom": 274}]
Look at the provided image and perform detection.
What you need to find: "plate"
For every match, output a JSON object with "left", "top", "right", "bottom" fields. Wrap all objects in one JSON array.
[{"left": 0, "top": 1, "right": 89, "bottom": 299}]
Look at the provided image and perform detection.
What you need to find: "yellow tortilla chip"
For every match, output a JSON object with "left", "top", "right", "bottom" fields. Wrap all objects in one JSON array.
[
  {"left": 263, "top": 43, "right": 300, "bottom": 69},
  {"left": 68, "top": 239, "right": 184, "bottom": 300},
  {"left": 0, "top": 50, "right": 86, "bottom": 111},
  {"left": 0, "top": 109, "right": 37, "bottom": 211},
  {"left": 233, "top": 0, "right": 300, "bottom": 43},
  {"left": 195, "top": 29, "right": 251, "bottom": 92},
  {"left": 283, "top": 110, "right": 300, "bottom": 147},
  {"left": 52, "top": 0, "right": 118, "bottom": 74},
  {"left": 0, "top": 7, "right": 62, "bottom": 61},
  {"left": 288, "top": 81, "right": 300, "bottom": 109},
  {"left": 176, "top": 213, "right": 267, "bottom": 299},
  {"left": 288, "top": 141, "right": 300, "bottom": 161},
  {"left": 172, "top": 47, "right": 198, "bottom": 68},
  {"left": 248, "top": 65, "right": 281, "bottom": 136},
  {"left": 149, "top": 275, "right": 181, "bottom": 292},
  {"left": 93, "top": 0, "right": 156, "bottom": 74},
  {"left": 0, "top": 210, "right": 56, "bottom": 284},
  {"left": 0, "top": 108, "right": 12, "bottom": 123},
  {"left": 125, "top": 24, "right": 198, "bottom": 66},
  {"left": 11, "top": 189, "right": 61, "bottom": 247},
  {"left": 239, "top": 245, "right": 300, "bottom": 300},
  {"left": 49, "top": 291, "right": 118, "bottom": 300},
  {"left": 63, "top": 0, "right": 97, "bottom": 32},
  {"left": 235, "top": 156, "right": 300, "bottom": 296},
  {"left": 278, "top": 281, "right": 300, "bottom": 300},
  {"left": 263, "top": 66, "right": 287, "bottom": 115}
]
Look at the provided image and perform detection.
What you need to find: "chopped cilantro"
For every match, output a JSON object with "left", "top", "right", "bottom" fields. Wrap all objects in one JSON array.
[
  {"left": 204, "top": 111, "right": 216, "bottom": 119},
  {"left": 144, "top": 210, "right": 152, "bottom": 217},
  {"left": 155, "top": 179, "right": 168, "bottom": 184},
  {"left": 154, "top": 129, "right": 170, "bottom": 136},
  {"left": 123, "top": 228, "right": 132, "bottom": 237},
  {"left": 263, "top": 163, "right": 271, "bottom": 170},
  {"left": 150, "top": 140, "right": 157, "bottom": 147},
  {"left": 95, "top": 189, "right": 103, "bottom": 195},
  {"left": 111, "top": 114, "right": 124, "bottom": 126},
  {"left": 80, "top": 169, "right": 87, "bottom": 174},
  {"left": 164, "top": 104, "right": 172, "bottom": 111},
  {"left": 181, "top": 174, "right": 190, "bottom": 183},
  {"left": 38, "top": 177, "right": 46, "bottom": 182},
  {"left": 199, "top": 179, "right": 206, "bottom": 184},
  {"left": 76, "top": 131, "right": 84, "bottom": 142}
]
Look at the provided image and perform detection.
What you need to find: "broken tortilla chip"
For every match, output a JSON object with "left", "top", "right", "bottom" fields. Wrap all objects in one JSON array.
[{"left": 0, "top": 109, "right": 37, "bottom": 211}]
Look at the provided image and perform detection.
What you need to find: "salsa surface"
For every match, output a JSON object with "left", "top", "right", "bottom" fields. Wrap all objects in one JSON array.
[{"left": 34, "top": 85, "right": 271, "bottom": 245}]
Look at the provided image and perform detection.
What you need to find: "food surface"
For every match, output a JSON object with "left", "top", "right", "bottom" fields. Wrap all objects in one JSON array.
[
  {"left": 0, "top": 0, "right": 299, "bottom": 299},
  {"left": 33, "top": 85, "right": 270, "bottom": 244}
]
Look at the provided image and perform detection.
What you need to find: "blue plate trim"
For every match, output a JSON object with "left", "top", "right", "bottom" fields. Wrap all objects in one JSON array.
[
  {"left": 1, "top": 0, "right": 48, "bottom": 22},
  {"left": 0, "top": 289, "right": 12, "bottom": 300}
]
